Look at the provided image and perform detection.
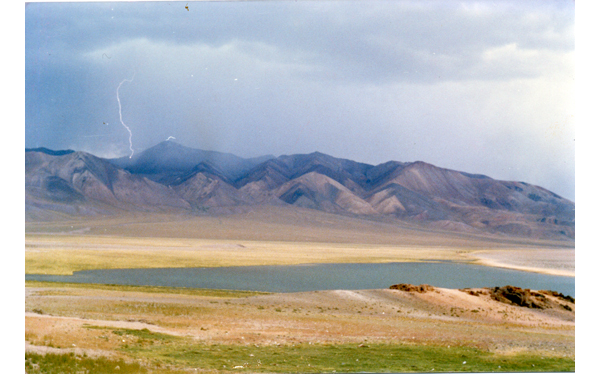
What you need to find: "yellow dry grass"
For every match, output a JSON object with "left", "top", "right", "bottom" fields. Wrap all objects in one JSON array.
[
  {"left": 23, "top": 208, "right": 576, "bottom": 373},
  {"left": 25, "top": 208, "right": 573, "bottom": 275},
  {"left": 26, "top": 234, "right": 477, "bottom": 275},
  {"left": 25, "top": 282, "right": 574, "bottom": 356}
]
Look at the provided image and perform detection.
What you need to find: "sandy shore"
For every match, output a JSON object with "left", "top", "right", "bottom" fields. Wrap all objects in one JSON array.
[{"left": 469, "top": 248, "right": 575, "bottom": 277}]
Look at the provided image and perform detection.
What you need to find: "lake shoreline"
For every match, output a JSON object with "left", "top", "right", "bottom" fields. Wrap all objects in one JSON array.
[
  {"left": 473, "top": 257, "right": 574, "bottom": 277},
  {"left": 468, "top": 248, "right": 575, "bottom": 277},
  {"left": 26, "top": 260, "right": 575, "bottom": 297}
]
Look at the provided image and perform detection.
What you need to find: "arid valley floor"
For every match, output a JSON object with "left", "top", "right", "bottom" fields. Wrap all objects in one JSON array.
[{"left": 25, "top": 208, "right": 575, "bottom": 373}]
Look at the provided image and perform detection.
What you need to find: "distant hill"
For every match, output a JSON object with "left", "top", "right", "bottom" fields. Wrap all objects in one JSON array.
[
  {"left": 109, "top": 141, "right": 274, "bottom": 184},
  {"left": 25, "top": 142, "right": 574, "bottom": 240}
]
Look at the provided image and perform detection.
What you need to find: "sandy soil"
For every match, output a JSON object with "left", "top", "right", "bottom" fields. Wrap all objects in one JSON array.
[
  {"left": 25, "top": 207, "right": 574, "bottom": 248},
  {"left": 469, "top": 248, "right": 575, "bottom": 277},
  {"left": 25, "top": 283, "right": 574, "bottom": 360},
  {"left": 24, "top": 211, "right": 575, "bottom": 369}
]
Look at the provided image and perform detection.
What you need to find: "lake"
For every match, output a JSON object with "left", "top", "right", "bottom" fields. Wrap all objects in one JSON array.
[{"left": 26, "top": 262, "right": 575, "bottom": 297}]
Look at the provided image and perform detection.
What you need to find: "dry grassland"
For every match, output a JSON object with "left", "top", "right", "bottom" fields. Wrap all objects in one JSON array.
[
  {"left": 25, "top": 206, "right": 572, "bottom": 246},
  {"left": 26, "top": 234, "right": 481, "bottom": 275},
  {"left": 25, "top": 208, "right": 574, "bottom": 276},
  {"left": 25, "top": 282, "right": 575, "bottom": 372},
  {"left": 24, "top": 209, "right": 575, "bottom": 372}
]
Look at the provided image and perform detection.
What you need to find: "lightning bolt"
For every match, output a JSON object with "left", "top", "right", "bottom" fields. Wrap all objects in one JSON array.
[{"left": 117, "top": 73, "right": 136, "bottom": 158}]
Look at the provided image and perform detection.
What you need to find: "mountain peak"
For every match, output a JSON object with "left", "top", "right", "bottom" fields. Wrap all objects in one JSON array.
[
  {"left": 143, "top": 140, "right": 194, "bottom": 155},
  {"left": 407, "top": 160, "right": 435, "bottom": 169},
  {"left": 25, "top": 143, "right": 574, "bottom": 240},
  {"left": 155, "top": 139, "right": 185, "bottom": 148}
]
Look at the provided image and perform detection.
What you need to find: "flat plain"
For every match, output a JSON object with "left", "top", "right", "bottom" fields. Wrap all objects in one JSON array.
[
  {"left": 25, "top": 206, "right": 574, "bottom": 276},
  {"left": 25, "top": 208, "right": 575, "bottom": 372}
]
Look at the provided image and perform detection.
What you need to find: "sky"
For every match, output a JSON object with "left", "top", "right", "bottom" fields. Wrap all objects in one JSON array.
[{"left": 24, "top": 0, "right": 575, "bottom": 200}]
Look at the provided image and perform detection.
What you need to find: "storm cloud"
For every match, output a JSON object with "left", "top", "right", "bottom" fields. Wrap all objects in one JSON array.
[{"left": 25, "top": 1, "right": 574, "bottom": 200}]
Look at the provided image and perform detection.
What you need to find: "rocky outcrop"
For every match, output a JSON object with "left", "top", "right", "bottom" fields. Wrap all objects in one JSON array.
[
  {"left": 390, "top": 284, "right": 435, "bottom": 293},
  {"left": 538, "top": 290, "right": 575, "bottom": 304},
  {"left": 489, "top": 285, "right": 548, "bottom": 309},
  {"left": 460, "top": 285, "right": 574, "bottom": 311}
]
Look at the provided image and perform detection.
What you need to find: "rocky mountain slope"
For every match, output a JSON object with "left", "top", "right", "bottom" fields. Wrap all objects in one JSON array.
[{"left": 25, "top": 142, "right": 574, "bottom": 239}]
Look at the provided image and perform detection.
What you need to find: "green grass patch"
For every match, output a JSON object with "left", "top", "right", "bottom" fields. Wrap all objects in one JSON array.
[
  {"left": 25, "top": 280, "right": 269, "bottom": 298},
  {"left": 121, "top": 342, "right": 575, "bottom": 373},
  {"left": 82, "top": 326, "right": 180, "bottom": 346},
  {"left": 24, "top": 351, "right": 187, "bottom": 374},
  {"left": 111, "top": 328, "right": 176, "bottom": 342}
]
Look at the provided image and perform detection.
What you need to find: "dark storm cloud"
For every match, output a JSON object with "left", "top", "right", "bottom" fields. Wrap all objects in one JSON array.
[
  {"left": 26, "top": 1, "right": 573, "bottom": 83},
  {"left": 25, "top": 1, "right": 575, "bottom": 200}
]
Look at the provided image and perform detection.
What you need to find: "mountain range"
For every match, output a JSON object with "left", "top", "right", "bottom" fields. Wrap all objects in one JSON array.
[{"left": 25, "top": 141, "right": 574, "bottom": 240}]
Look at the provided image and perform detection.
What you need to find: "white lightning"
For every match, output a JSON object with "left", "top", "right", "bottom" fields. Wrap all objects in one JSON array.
[{"left": 117, "top": 73, "right": 136, "bottom": 158}]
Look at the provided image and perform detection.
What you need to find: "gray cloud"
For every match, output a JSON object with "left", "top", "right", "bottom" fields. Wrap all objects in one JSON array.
[
  {"left": 26, "top": 1, "right": 574, "bottom": 83},
  {"left": 25, "top": 1, "right": 575, "bottom": 200}
]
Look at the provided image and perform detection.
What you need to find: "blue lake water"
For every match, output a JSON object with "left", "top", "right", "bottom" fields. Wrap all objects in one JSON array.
[{"left": 26, "top": 262, "right": 575, "bottom": 297}]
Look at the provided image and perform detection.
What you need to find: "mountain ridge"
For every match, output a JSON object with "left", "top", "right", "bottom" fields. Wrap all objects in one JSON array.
[{"left": 25, "top": 142, "right": 574, "bottom": 240}]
